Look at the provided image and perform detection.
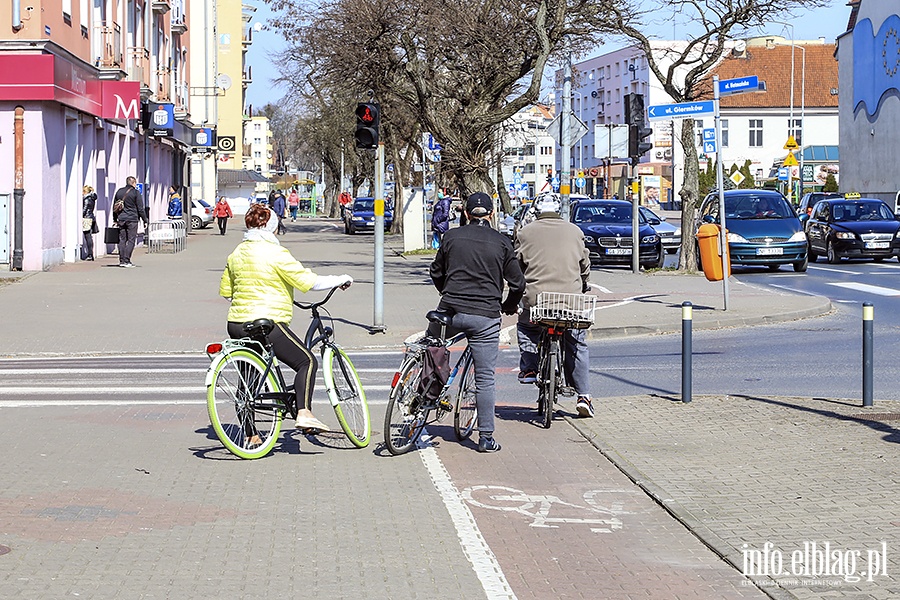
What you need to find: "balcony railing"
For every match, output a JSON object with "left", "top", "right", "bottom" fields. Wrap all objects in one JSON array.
[
  {"left": 156, "top": 69, "right": 171, "bottom": 101},
  {"left": 127, "top": 46, "right": 150, "bottom": 84},
  {"left": 94, "top": 23, "right": 123, "bottom": 69},
  {"left": 242, "top": 66, "right": 252, "bottom": 84},
  {"left": 151, "top": 0, "right": 171, "bottom": 14},
  {"left": 174, "top": 81, "right": 189, "bottom": 114},
  {"left": 171, "top": 0, "right": 187, "bottom": 33}
]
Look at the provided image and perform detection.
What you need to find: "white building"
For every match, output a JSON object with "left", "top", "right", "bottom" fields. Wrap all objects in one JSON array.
[
  {"left": 499, "top": 103, "right": 556, "bottom": 202},
  {"left": 244, "top": 115, "right": 274, "bottom": 194}
]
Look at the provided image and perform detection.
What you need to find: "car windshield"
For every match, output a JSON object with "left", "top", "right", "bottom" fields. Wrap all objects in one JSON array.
[
  {"left": 830, "top": 201, "right": 893, "bottom": 222},
  {"left": 353, "top": 199, "right": 375, "bottom": 211},
  {"left": 573, "top": 203, "right": 645, "bottom": 225},
  {"left": 724, "top": 195, "right": 793, "bottom": 219}
]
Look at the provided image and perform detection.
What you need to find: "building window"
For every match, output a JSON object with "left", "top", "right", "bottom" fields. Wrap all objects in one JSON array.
[
  {"left": 749, "top": 119, "right": 763, "bottom": 147},
  {"left": 63, "top": 0, "right": 72, "bottom": 21},
  {"left": 789, "top": 118, "right": 802, "bottom": 145},
  {"left": 721, "top": 119, "right": 729, "bottom": 148},
  {"left": 695, "top": 121, "right": 705, "bottom": 146}
]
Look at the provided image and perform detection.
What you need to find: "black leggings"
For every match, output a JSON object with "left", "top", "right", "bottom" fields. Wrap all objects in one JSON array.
[
  {"left": 227, "top": 321, "right": 318, "bottom": 411},
  {"left": 217, "top": 217, "right": 228, "bottom": 234}
]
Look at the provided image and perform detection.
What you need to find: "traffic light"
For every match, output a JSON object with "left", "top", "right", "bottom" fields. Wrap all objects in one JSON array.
[
  {"left": 354, "top": 102, "right": 380, "bottom": 149},
  {"left": 546, "top": 168, "right": 553, "bottom": 182},
  {"left": 624, "top": 93, "right": 652, "bottom": 164}
]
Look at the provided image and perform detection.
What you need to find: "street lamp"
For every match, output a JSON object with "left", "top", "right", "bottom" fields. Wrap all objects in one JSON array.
[{"left": 771, "top": 22, "right": 805, "bottom": 202}]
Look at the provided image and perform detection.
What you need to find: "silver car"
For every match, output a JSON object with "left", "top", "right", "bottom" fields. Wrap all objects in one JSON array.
[{"left": 639, "top": 206, "right": 681, "bottom": 254}]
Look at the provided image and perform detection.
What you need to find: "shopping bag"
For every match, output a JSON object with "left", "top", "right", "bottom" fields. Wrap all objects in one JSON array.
[{"left": 104, "top": 226, "right": 120, "bottom": 244}]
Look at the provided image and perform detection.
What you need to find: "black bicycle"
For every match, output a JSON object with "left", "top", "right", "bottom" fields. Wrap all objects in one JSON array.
[
  {"left": 530, "top": 292, "right": 596, "bottom": 428},
  {"left": 384, "top": 310, "right": 477, "bottom": 455},
  {"left": 205, "top": 286, "right": 370, "bottom": 459}
]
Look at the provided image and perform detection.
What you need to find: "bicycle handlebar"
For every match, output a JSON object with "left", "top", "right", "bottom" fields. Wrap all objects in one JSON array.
[{"left": 293, "top": 284, "right": 343, "bottom": 311}]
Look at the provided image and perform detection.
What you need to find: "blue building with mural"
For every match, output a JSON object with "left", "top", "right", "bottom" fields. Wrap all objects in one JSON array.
[{"left": 838, "top": 1, "right": 900, "bottom": 207}]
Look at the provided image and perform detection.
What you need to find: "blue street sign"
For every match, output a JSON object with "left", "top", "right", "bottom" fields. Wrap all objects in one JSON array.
[
  {"left": 513, "top": 175, "right": 522, "bottom": 185},
  {"left": 777, "top": 168, "right": 789, "bottom": 181},
  {"left": 718, "top": 75, "right": 759, "bottom": 96},
  {"left": 517, "top": 182, "right": 528, "bottom": 191},
  {"left": 704, "top": 141, "right": 717, "bottom": 154},
  {"left": 703, "top": 128, "right": 716, "bottom": 142},
  {"left": 647, "top": 100, "right": 715, "bottom": 121},
  {"left": 575, "top": 176, "right": 586, "bottom": 188}
]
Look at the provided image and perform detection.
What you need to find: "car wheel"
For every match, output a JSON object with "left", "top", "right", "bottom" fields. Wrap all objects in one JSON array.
[
  {"left": 808, "top": 249, "right": 818, "bottom": 262},
  {"left": 191, "top": 216, "right": 202, "bottom": 230},
  {"left": 349, "top": 224, "right": 356, "bottom": 235},
  {"left": 793, "top": 254, "right": 808, "bottom": 272},
  {"left": 695, "top": 245, "right": 703, "bottom": 271},
  {"left": 827, "top": 240, "right": 840, "bottom": 264},
  {"left": 655, "top": 247, "right": 666, "bottom": 269}
]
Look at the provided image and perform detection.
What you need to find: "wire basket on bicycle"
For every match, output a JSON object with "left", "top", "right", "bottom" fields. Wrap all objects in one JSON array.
[{"left": 529, "top": 292, "right": 597, "bottom": 329}]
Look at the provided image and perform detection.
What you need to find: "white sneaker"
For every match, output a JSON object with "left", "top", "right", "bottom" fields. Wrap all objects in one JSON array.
[{"left": 576, "top": 396, "right": 594, "bottom": 418}]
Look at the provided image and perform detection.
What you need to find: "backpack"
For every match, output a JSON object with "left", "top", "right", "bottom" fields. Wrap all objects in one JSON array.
[{"left": 416, "top": 345, "right": 451, "bottom": 403}]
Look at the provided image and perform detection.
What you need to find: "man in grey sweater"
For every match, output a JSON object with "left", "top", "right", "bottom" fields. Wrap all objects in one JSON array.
[{"left": 515, "top": 194, "right": 594, "bottom": 417}]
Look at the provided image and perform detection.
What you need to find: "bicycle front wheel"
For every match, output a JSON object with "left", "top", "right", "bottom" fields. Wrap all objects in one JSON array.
[
  {"left": 323, "top": 345, "right": 370, "bottom": 448},
  {"left": 207, "top": 349, "right": 283, "bottom": 459},
  {"left": 453, "top": 353, "right": 477, "bottom": 441},
  {"left": 384, "top": 353, "right": 428, "bottom": 455}
]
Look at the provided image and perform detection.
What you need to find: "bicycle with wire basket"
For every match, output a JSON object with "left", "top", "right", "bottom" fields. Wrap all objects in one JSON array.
[
  {"left": 530, "top": 292, "right": 597, "bottom": 428},
  {"left": 205, "top": 286, "right": 370, "bottom": 459},
  {"left": 384, "top": 310, "right": 478, "bottom": 455}
]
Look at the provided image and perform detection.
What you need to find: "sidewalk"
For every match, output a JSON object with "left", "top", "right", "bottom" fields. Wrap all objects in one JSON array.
[{"left": 0, "top": 217, "right": 830, "bottom": 355}]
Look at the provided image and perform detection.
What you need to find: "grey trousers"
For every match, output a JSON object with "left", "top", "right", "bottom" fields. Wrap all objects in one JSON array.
[
  {"left": 517, "top": 309, "right": 591, "bottom": 397},
  {"left": 117, "top": 220, "right": 139, "bottom": 265},
  {"left": 430, "top": 311, "right": 501, "bottom": 435}
]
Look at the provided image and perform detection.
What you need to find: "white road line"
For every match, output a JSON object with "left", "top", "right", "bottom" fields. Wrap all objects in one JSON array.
[
  {"left": 588, "top": 283, "right": 612, "bottom": 293},
  {"left": 828, "top": 282, "right": 900, "bottom": 296},
  {"left": 417, "top": 432, "right": 517, "bottom": 600},
  {"left": 767, "top": 284, "right": 820, "bottom": 297},
  {"left": 809, "top": 265, "right": 858, "bottom": 275}
]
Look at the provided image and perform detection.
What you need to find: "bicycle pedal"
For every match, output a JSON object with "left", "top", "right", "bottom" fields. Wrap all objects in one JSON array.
[
  {"left": 559, "top": 386, "right": 576, "bottom": 397},
  {"left": 437, "top": 399, "right": 453, "bottom": 412}
]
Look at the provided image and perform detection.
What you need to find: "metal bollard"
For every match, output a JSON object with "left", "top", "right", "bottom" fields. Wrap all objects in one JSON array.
[
  {"left": 863, "top": 302, "right": 874, "bottom": 407},
  {"left": 682, "top": 302, "right": 692, "bottom": 404}
]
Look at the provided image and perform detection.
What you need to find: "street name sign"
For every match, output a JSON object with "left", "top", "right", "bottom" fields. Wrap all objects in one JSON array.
[
  {"left": 718, "top": 76, "right": 760, "bottom": 95},
  {"left": 647, "top": 100, "right": 715, "bottom": 121}
]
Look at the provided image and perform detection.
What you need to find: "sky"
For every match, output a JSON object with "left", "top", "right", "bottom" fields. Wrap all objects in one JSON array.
[{"left": 244, "top": 0, "right": 854, "bottom": 110}]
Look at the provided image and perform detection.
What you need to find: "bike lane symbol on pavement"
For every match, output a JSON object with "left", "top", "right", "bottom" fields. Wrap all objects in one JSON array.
[{"left": 461, "top": 485, "right": 631, "bottom": 533}]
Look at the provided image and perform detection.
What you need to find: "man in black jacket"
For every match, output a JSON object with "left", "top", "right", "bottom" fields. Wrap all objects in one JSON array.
[
  {"left": 114, "top": 176, "right": 149, "bottom": 268},
  {"left": 429, "top": 192, "right": 525, "bottom": 453}
]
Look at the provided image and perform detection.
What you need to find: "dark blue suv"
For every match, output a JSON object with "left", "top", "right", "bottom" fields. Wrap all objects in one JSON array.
[{"left": 343, "top": 197, "right": 393, "bottom": 234}]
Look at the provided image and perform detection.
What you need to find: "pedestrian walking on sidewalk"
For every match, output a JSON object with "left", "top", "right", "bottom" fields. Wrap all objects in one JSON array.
[
  {"left": 288, "top": 188, "right": 300, "bottom": 221},
  {"left": 219, "top": 204, "right": 353, "bottom": 436},
  {"left": 431, "top": 191, "right": 451, "bottom": 248},
  {"left": 514, "top": 193, "right": 594, "bottom": 417},
  {"left": 272, "top": 190, "right": 287, "bottom": 235},
  {"left": 113, "top": 176, "right": 148, "bottom": 268},
  {"left": 167, "top": 186, "right": 183, "bottom": 218},
  {"left": 429, "top": 192, "right": 525, "bottom": 453},
  {"left": 82, "top": 185, "right": 98, "bottom": 261},
  {"left": 213, "top": 196, "right": 233, "bottom": 235}
]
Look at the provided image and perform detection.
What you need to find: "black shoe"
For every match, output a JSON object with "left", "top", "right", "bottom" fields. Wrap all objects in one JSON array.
[{"left": 477, "top": 436, "right": 501, "bottom": 453}]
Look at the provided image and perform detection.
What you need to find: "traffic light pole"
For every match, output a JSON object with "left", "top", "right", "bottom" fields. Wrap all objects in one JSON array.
[
  {"left": 372, "top": 143, "right": 386, "bottom": 333},
  {"left": 631, "top": 159, "right": 639, "bottom": 273},
  {"left": 559, "top": 55, "right": 572, "bottom": 220}
]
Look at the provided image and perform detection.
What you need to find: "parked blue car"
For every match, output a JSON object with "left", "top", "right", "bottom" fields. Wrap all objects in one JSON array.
[
  {"left": 697, "top": 189, "right": 808, "bottom": 272},
  {"left": 343, "top": 197, "right": 393, "bottom": 234}
]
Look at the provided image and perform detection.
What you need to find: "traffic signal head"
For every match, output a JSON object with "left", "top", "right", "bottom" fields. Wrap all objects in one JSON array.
[
  {"left": 354, "top": 102, "right": 380, "bottom": 149},
  {"left": 628, "top": 124, "right": 653, "bottom": 164},
  {"left": 624, "top": 93, "right": 645, "bottom": 127}
]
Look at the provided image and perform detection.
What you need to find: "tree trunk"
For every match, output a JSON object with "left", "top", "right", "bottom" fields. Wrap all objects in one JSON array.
[{"left": 677, "top": 118, "right": 700, "bottom": 273}]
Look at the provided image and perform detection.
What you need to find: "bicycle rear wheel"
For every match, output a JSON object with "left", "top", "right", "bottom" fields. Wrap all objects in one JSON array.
[
  {"left": 537, "top": 339, "right": 557, "bottom": 429},
  {"left": 384, "top": 353, "right": 428, "bottom": 455},
  {"left": 323, "top": 345, "right": 370, "bottom": 448},
  {"left": 453, "top": 353, "right": 477, "bottom": 441},
  {"left": 207, "top": 349, "right": 283, "bottom": 459}
]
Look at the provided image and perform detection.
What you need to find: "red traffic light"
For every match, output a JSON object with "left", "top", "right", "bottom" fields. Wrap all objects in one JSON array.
[{"left": 356, "top": 104, "right": 376, "bottom": 124}]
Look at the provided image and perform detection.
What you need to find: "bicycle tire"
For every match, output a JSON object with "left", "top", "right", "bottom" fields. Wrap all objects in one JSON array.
[
  {"left": 384, "top": 353, "right": 428, "bottom": 455},
  {"left": 207, "top": 348, "right": 283, "bottom": 459},
  {"left": 323, "top": 345, "right": 370, "bottom": 448},
  {"left": 453, "top": 353, "right": 477, "bottom": 441},
  {"left": 537, "top": 339, "right": 555, "bottom": 429}
]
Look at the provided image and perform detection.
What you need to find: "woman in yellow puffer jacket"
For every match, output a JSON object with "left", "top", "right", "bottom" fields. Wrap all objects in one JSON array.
[{"left": 220, "top": 204, "right": 352, "bottom": 432}]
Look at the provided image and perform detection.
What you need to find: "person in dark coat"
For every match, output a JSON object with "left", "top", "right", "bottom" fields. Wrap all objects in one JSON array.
[
  {"left": 82, "top": 185, "right": 98, "bottom": 261},
  {"left": 431, "top": 192, "right": 451, "bottom": 248},
  {"left": 113, "top": 176, "right": 148, "bottom": 268}
]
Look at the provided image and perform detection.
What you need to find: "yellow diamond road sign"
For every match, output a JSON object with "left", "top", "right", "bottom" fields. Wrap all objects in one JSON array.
[
  {"left": 730, "top": 171, "right": 745, "bottom": 186},
  {"left": 783, "top": 152, "right": 798, "bottom": 167},
  {"left": 784, "top": 136, "right": 799, "bottom": 150}
]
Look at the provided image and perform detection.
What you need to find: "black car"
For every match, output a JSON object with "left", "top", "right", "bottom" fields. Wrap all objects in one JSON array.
[
  {"left": 796, "top": 191, "right": 842, "bottom": 216},
  {"left": 802, "top": 198, "right": 900, "bottom": 263},
  {"left": 571, "top": 199, "right": 664, "bottom": 269}
]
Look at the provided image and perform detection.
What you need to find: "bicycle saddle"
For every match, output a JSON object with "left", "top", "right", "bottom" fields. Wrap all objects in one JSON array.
[
  {"left": 426, "top": 310, "right": 453, "bottom": 327},
  {"left": 242, "top": 319, "right": 276, "bottom": 339}
]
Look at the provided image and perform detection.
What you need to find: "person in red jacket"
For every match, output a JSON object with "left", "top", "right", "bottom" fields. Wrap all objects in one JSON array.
[{"left": 213, "top": 196, "right": 233, "bottom": 235}]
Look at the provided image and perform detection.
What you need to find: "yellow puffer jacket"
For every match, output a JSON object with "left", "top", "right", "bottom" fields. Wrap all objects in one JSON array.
[{"left": 219, "top": 238, "right": 318, "bottom": 324}]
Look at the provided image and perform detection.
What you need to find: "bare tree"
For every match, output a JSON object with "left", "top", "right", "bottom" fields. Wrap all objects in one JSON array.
[
  {"left": 267, "top": 0, "right": 631, "bottom": 212},
  {"left": 610, "top": 0, "right": 829, "bottom": 271}
]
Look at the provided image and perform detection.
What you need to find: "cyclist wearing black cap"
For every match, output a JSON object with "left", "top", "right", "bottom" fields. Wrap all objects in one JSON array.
[{"left": 429, "top": 192, "right": 525, "bottom": 452}]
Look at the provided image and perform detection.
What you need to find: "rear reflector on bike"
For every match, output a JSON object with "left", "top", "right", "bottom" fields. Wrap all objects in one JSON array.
[
  {"left": 391, "top": 372, "right": 400, "bottom": 387},
  {"left": 206, "top": 343, "right": 223, "bottom": 354}
]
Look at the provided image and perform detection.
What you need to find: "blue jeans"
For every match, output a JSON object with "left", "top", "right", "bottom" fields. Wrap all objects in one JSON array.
[
  {"left": 517, "top": 309, "right": 591, "bottom": 397},
  {"left": 429, "top": 311, "right": 500, "bottom": 435}
]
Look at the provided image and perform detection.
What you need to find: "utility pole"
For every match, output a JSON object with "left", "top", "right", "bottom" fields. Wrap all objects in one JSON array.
[{"left": 560, "top": 55, "right": 572, "bottom": 221}]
